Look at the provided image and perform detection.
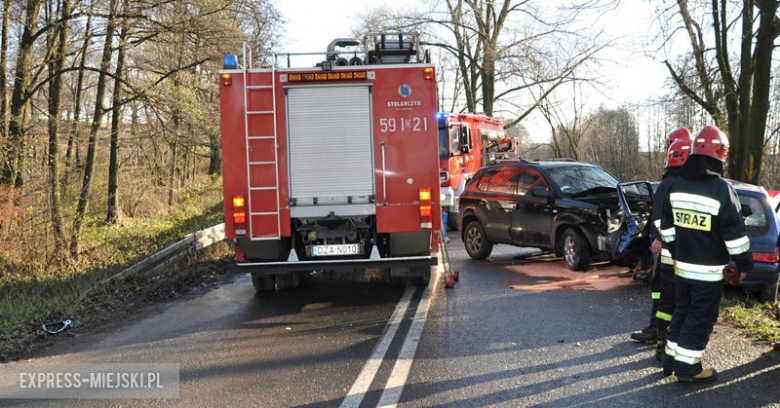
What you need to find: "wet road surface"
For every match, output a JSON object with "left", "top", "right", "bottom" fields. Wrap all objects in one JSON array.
[{"left": 1, "top": 233, "right": 779, "bottom": 407}]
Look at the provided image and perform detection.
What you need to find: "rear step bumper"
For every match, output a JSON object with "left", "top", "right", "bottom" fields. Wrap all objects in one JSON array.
[{"left": 234, "top": 255, "right": 437, "bottom": 273}]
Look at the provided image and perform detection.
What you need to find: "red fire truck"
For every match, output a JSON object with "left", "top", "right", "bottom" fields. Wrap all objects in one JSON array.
[
  {"left": 219, "top": 34, "right": 440, "bottom": 291},
  {"left": 438, "top": 113, "right": 512, "bottom": 226}
]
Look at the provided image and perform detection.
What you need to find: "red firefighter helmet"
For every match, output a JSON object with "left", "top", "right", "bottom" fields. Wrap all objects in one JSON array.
[
  {"left": 665, "top": 127, "right": 693, "bottom": 150},
  {"left": 665, "top": 139, "right": 691, "bottom": 168},
  {"left": 691, "top": 125, "right": 729, "bottom": 162}
]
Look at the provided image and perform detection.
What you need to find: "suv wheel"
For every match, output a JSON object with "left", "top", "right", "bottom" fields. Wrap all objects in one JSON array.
[
  {"left": 759, "top": 282, "right": 778, "bottom": 303},
  {"left": 464, "top": 220, "right": 493, "bottom": 260},
  {"left": 560, "top": 228, "right": 590, "bottom": 271}
]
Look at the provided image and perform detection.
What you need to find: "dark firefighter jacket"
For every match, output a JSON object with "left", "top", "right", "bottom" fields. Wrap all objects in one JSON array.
[
  {"left": 659, "top": 156, "right": 753, "bottom": 282},
  {"left": 653, "top": 168, "right": 680, "bottom": 266}
]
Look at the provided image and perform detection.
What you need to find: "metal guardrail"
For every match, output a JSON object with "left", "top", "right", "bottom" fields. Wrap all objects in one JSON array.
[{"left": 75, "top": 223, "right": 226, "bottom": 306}]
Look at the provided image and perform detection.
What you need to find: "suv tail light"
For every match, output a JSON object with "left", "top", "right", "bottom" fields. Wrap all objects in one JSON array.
[
  {"left": 419, "top": 188, "right": 432, "bottom": 229},
  {"left": 753, "top": 250, "right": 779, "bottom": 263}
]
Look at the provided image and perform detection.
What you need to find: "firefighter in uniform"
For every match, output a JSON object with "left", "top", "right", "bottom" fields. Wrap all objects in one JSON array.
[
  {"left": 660, "top": 125, "right": 753, "bottom": 382},
  {"left": 631, "top": 128, "right": 693, "bottom": 345}
]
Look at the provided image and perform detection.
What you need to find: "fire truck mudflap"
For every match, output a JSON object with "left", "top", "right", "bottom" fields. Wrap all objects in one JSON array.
[{"left": 219, "top": 34, "right": 440, "bottom": 290}]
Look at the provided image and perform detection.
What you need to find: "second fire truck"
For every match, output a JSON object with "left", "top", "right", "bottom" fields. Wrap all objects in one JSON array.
[{"left": 438, "top": 113, "right": 514, "bottom": 227}]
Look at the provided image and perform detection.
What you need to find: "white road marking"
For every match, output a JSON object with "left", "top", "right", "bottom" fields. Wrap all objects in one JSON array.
[
  {"left": 377, "top": 264, "right": 442, "bottom": 407},
  {"left": 340, "top": 285, "right": 415, "bottom": 408}
]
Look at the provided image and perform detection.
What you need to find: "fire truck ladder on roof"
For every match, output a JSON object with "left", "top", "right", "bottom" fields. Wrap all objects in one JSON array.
[{"left": 242, "top": 49, "right": 281, "bottom": 241}]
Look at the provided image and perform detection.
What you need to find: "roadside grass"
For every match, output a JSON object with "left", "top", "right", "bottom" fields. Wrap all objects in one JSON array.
[
  {"left": 722, "top": 290, "right": 780, "bottom": 343},
  {"left": 0, "top": 178, "right": 228, "bottom": 360}
]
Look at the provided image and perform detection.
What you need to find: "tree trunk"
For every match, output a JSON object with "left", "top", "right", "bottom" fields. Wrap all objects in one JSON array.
[
  {"left": 46, "top": 0, "right": 70, "bottom": 257},
  {"left": 2, "top": 0, "right": 43, "bottom": 187},
  {"left": 62, "top": 0, "right": 93, "bottom": 197},
  {"left": 744, "top": 0, "right": 780, "bottom": 184},
  {"left": 168, "top": 135, "right": 177, "bottom": 207},
  {"left": 0, "top": 0, "right": 10, "bottom": 142},
  {"left": 106, "top": 0, "right": 129, "bottom": 225},
  {"left": 70, "top": 0, "right": 118, "bottom": 258}
]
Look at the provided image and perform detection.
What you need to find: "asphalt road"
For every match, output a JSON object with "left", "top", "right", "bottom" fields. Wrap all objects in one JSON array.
[{"left": 1, "top": 233, "right": 779, "bottom": 407}]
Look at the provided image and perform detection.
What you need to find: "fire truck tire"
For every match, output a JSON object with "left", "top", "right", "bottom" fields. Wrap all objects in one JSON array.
[
  {"left": 275, "top": 272, "right": 301, "bottom": 290},
  {"left": 412, "top": 267, "right": 430, "bottom": 287},
  {"left": 560, "top": 228, "right": 591, "bottom": 271},
  {"left": 464, "top": 220, "right": 493, "bottom": 260},
  {"left": 251, "top": 273, "right": 275, "bottom": 292},
  {"left": 383, "top": 269, "right": 407, "bottom": 287}
]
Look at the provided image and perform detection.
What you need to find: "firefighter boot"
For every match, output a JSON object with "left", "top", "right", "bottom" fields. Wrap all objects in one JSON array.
[
  {"left": 631, "top": 299, "right": 660, "bottom": 343},
  {"left": 678, "top": 368, "right": 718, "bottom": 383},
  {"left": 630, "top": 322, "right": 659, "bottom": 343}
]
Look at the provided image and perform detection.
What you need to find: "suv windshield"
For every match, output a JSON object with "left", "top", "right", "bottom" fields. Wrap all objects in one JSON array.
[{"left": 546, "top": 165, "right": 619, "bottom": 197}]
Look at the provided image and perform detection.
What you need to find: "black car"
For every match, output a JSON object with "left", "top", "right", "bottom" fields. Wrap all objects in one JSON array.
[{"left": 457, "top": 160, "right": 654, "bottom": 270}]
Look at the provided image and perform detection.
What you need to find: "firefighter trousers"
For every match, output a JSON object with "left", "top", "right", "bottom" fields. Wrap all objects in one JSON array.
[
  {"left": 665, "top": 277, "right": 723, "bottom": 378},
  {"left": 646, "top": 257, "right": 662, "bottom": 328},
  {"left": 655, "top": 265, "right": 676, "bottom": 324}
]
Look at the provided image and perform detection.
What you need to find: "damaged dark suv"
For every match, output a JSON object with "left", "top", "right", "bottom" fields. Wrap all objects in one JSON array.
[{"left": 457, "top": 159, "right": 654, "bottom": 270}]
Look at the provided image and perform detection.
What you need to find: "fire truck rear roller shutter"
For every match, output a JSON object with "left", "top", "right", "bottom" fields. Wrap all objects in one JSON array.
[{"left": 287, "top": 86, "right": 375, "bottom": 215}]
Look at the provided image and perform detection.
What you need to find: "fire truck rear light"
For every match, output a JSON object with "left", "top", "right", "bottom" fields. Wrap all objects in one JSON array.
[
  {"left": 353, "top": 71, "right": 368, "bottom": 79},
  {"left": 340, "top": 72, "right": 354, "bottom": 79},
  {"left": 288, "top": 73, "right": 302, "bottom": 82},
  {"left": 315, "top": 73, "right": 328, "bottom": 81},
  {"left": 234, "top": 211, "right": 246, "bottom": 224},
  {"left": 419, "top": 188, "right": 432, "bottom": 201},
  {"left": 421, "top": 222, "right": 433, "bottom": 229},
  {"left": 221, "top": 73, "right": 232, "bottom": 86},
  {"left": 420, "top": 204, "right": 432, "bottom": 217},
  {"left": 327, "top": 73, "right": 340, "bottom": 80},
  {"left": 303, "top": 73, "right": 315, "bottom": 81},
  {"left": 235, "top": 229, "right": 247, "bottom": 235},
  {"left": 423, "top": 67, "right": 434, "bottom": 80},
  {"left": 233, "top": 195, "right": 245, "bottom": 208}
]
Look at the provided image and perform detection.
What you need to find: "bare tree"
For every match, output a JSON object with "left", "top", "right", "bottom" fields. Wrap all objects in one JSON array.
[
  {"left": 71, "top": 0, "right": 118, "bottom": 257},
  {"left": 660, "top": 0, "right": 780, "bottom": 183}
]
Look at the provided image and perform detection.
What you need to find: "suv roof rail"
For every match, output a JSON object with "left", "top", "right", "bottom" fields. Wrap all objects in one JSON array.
[
  {"left": 533, "top": 158, "right": 577, "bottom": 162},
  {"left": 487, "top": 158, "right": 537, "bottom": 166}
]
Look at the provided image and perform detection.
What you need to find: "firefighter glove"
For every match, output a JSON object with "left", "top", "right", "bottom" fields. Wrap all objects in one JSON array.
[{"left": 733, "top": 252, "right": 754, "bottom": 273}]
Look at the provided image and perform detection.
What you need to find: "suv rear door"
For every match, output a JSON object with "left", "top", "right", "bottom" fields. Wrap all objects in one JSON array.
[
  {"left": 480, "top": 166, "right": 521, "bottom": 243},
  {"left": 510, "top": 168, "right": 554, "bottom": 248}
]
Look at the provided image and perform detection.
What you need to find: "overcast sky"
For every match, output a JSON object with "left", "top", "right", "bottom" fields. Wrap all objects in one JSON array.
[{"left": 275, "top": 0, "right": 671, "bottom": 142}]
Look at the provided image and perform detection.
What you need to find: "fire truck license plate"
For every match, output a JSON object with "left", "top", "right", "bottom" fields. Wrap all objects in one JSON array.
[{"left": 311, "top": 244, "right": 362, "bottom": 257}]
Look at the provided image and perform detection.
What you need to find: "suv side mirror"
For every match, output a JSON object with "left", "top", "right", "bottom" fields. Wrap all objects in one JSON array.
[
  {"left": 531, "top": 186, "right": 550, "bottom": 198},
  {"left": 741, "top": 204, "right": 753, "bottom": 218}
]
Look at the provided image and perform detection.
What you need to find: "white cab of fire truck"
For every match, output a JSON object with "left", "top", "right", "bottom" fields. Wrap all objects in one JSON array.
[{"left": 218, "top": 33, "right": 442, "bottom": 291}]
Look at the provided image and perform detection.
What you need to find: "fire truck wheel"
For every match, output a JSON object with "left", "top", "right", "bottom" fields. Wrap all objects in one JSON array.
[
  {"left": 251, "top": 272, "right": 275, "bottom": 292},
  {"left": 383, "top": 269, "right": 407, "bottom": 287},
  {"left": 411, "top": 266, "right": 430, "bottom": 287},
  {"left": 275, "top": 272, "right": 301, "bottom": 290},
  {"left": 560, "top": 228, "right": 591, "bottom": 271},
  {"left": 464, "top": 220, "right": 493, "bottom": 260}
]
